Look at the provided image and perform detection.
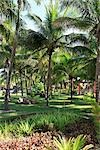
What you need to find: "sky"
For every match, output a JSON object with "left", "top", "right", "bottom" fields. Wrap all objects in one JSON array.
[
  {"left": 22, "top": 0, "right": 47, "bottom": 30},
  {"left": 21, "top": 0, "right": 87, "bottom": 35}
]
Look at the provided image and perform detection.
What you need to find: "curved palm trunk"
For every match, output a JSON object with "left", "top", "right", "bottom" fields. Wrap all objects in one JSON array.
[
  {"left": 46, "top": 52, "right": 52, "bottom": 106},
  {"left": 4, "top": 1, "right": 20, "bottom": 110},
  {"left": 4, "top": 39, "right": 17, "bottom": 110}
]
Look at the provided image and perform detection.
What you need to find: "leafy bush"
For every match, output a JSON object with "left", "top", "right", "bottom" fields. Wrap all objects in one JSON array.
[
  {"left": 32, "top": 82, "right": 44, "bottom": 96},
  {"left": 0, "top": 111, "right": 81, "bottom": 138},
  {"left": 28, "top": 111, "right": 80, "bottom": 131},
  {"left": 83, "top": 95, "right": 95, "bottom": 104},
  {"left": 48, "top": 135, "right": 93, "bottom": 150},
  {"left": 0, "top": 123, "right": 14, "bottom": 139},
  {"left": 16, "top": 119, "right": 35, "bottom": 136}
]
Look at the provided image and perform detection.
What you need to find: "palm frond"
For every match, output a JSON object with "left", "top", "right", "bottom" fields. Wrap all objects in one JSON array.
[
  {"left": 19, "top": 29, "right": 48, "bottom": 50},
  {"left": 60, "top": 0, "right": 100, "bottom": 40},
  {"left": 28, "top": 13, "right": 42, "bottom": 27},
  {"left": 54, "top": 17, "right": 92, "bottom": 31},
  {"left": 65, "top": 33, "right": 89, "bottom": 46},
  {"left": 19, "top": 0, "right": 30, "bottom": 10},
  {"left": 61, "top": 0, "right": 99, "bottom": 22},
  {"left": 0, "top": 21, "right": 14, "bottom": 41},
  {"left": 0, "top": 0, "right": 16, "bottom": 22}
]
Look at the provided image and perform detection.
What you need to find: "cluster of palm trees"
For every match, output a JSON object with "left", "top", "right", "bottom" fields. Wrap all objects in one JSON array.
[{"left": 0, "top": 0, "right": 100, "bottom": 110}]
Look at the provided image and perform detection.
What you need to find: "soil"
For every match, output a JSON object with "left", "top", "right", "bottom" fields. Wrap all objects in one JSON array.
[
  {"left": 64, "top": 118, "right": 98, "bottom": 145},
  {"left": 0, "top": 118, "right": 99, "bottom": 150}
]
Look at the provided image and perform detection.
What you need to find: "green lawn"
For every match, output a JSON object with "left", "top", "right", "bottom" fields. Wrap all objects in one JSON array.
[
  {"left": 0, "top": 93, "right": 98, "bottom": 140},
  {"left": 0, "top": 93, "right": 95, "bottom": 122}
]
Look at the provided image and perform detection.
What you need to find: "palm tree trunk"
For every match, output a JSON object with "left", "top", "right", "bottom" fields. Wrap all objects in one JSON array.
[
  {"left": 93, "top": 81, "right": 96, "bottom": 98},
  {"left": 70, "top": 76, "right": 73, "bottom": 99},
  {"left": 60, "top": 82, "right": 63, "bottom": 94},
  {"left": 25, "top": 69, "right": 28, "bottom": 95},
  {"left": 19, "top": 70, "right": 23, "bottom": 97},
  {"left": 29, "top": 73, "right": 33, "bottom": 92},
  {"left": 4, "top": 0, "right": 20, "bottom": 110},
  {"left": 46, "top": 52, "right": 52, "bottom": 106},
  {"left": 95, "top": 45, "right": 100, "bottom": 104},
  {"left": 64, "top": 81, "right": 66, "bottom": 89},
  {"left": 43, "top": 75, "right": 46, "bottom": 98},
  {"left": 4, "top": 70, "right": 11, "bottom": 110},
  {"left": 50, "top": 84, "right": 53, "bottom": 97},
  {"left": 4, "top": 38, "right": 18, "bottom": 110},
  {"left": 25, "top": 79, "right": 28, "bottom": 95},
  {"left": 60, "top": 82, "right": 63, "bottom": 89}
]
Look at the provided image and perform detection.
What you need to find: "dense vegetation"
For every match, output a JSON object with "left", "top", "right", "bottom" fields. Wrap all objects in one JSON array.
[{"left": 0, "top": 0, "right": 100, "bottom": 149}]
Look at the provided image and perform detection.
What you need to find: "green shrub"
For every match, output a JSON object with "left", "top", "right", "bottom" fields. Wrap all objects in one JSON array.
[
  {"left": 0, "top": 110, "right": 81, "bottom": 138},
  {"left": 16, "top": 119, "right": 35, "bottom": 136},
  {"left": 32, "top": 82, "right": 44, "bottom": 96},
  {"left": 47, "top": 135, "right": 93, "bottom": 150},
  {"left": 27, "top": 111, "right": 80, "bottom": 131},
  {"left": 0, "top": 122, "right": 14, "bottom": 139},
  {"left": 83, "top": 95, "right": 95, "bottom": 104}
]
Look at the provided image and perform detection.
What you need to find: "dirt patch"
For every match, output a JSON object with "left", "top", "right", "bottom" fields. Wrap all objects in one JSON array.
[{"left": 64, "top": 118, "right": 98, "bottom": 145}]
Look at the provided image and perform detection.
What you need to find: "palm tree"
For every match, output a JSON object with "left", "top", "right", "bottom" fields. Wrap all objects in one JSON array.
[
  {"left": 57, "top": 0, "right": 100, "bottom": 103},
  {"left": 14, "top": 47, "right": 38, "bottom": 96},
  {"left": 66, "top": 32, "right": 97, "bottom": 95},
  {"left": 52, "top": 51, "right": 69, "bottom": 94},
  {"left": 52, "top": 50, "right": 78, "bottom": 99},
  {"left": 22, "top": 0, "right": 73, "bottom": 106},
  {"left": 0, "top": 0, "right": 43, "bottom": 110},
  {"left": 19, "top": 1, "right": 62, "bottom": 106},
  {"left": 3, "top": 0, "right": 30, "bottom": 110},
  {"left": 53, "top": 32, "right": 97, "bottom": 98}
]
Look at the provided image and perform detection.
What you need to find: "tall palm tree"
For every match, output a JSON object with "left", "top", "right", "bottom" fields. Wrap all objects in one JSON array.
[
  {"left": 65, "top": 32, "right": 97, "bottom": 95},
  {"left": 57, "top": 0, "right": 100, "bottom": 103},
  {"left": 0, "top": 0, "right": 43, "bottom": 110},
  {"left": 22, "top": 0, "right": 73, "bottom": 106},
  {"left": 4, "top": 0, "right": 30, "bottom": 110}
]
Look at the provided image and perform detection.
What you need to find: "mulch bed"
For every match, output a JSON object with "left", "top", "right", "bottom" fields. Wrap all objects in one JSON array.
[
  {"left": 0, "top": 132, "right": 56, "bottom": 150},
  {"left": 0, "top": 118, "right": 99, "bottom": 150}
]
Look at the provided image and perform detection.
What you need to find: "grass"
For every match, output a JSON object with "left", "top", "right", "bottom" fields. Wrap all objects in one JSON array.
[
  {"left": 0, "top": 92, "right": 98, "bottom": 139},
  {"left": 0, "top": 110, "right": 81, "bottom": 138},
  {"left": 0, "top": 93, "right": 95, "bottom": 122}
]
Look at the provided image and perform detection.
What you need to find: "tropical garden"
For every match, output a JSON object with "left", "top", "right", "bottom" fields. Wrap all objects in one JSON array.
[{"left": 0, "top": 0, "right": 100, "bottom": 149}]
